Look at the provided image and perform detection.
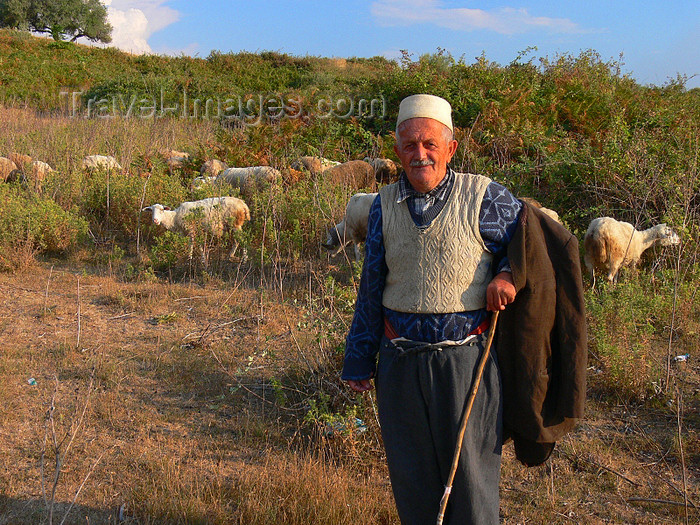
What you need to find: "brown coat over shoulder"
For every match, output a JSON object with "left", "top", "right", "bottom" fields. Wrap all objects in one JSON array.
[{"left": 496, "top": 203, "right": 587, "bottom": 466}]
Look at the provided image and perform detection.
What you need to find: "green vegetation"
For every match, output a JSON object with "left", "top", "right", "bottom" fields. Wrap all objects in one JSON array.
[
  {"left": 0, "top": 184, "right": 88, "bottom": 270},
  {"left": 0, "top": 0, "right": 111, "bottom": 43}
]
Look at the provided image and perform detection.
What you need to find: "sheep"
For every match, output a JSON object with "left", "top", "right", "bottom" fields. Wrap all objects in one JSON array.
[
  {"left": 5, "top": 169, "right": 27, "bottom": 185},
  {"left": 142, "top": 196, "right": 250, "bottom": 262},
  {"left": 27, "top": 160, "right": 55, "bottom": 192},
  {"left": 281, "top": 167, "right": 305, "bottom": 186},
  {"left": 215, "top": 166, "right": 281, "bottom": 194},
  {"left": 321, "top": 160, "right": 376, "bottom": 192},
  {"left": 583, "top": 217, "right": 680, "bottom": 284},
  {"left": 321, "top": 192, "right": 378, "bottom": 261},
  {"left": 82, "top": 155, "right": 122, "bottom": 172},
  {"left": 519, "top": 196, "right": 562, "bottom": 224},
  {"left": 0, "top": 157, "right": 18, "bottom": 182},
  {"left": 9, "top": 152, "right": 32, "bottom": 168},
  {"left": 290, "top": 155, "right": 340, "bottom": 175},
  {"left": 161, "top": 149, "right": 190, "bottom": 172},
  {"left": 6, "top": 163, "right": 53, "bottom": 191},
  {"left": 191, "top": 176, "right": 218, "bottom": 190},
  {"left": 364, "top": 157, "right": 398, "bottom": 184},
  {"left": 200, "top": 159, "right": 228, "bottom": 177}
]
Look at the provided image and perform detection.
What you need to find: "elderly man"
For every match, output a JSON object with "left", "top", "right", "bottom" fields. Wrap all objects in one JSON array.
[
  {"left": 342, "top": 94, "right": 522, "bottom": 524},
  {"left": 343, "top": 94, "right": 588, "bottom": 524}
]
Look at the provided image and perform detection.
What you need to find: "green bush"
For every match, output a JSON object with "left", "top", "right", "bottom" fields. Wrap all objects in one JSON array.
[
  {"left": 0, "top": 185, "right": 88, "bottom": 266},
  {"left": 80, "top": 168, "right": 188, "bottom": 241},
  {"left": 585, "top": 274, "right": 680, "bottom": 402},
  {"left": 149, "top": 230, "right": 191, "bottom": 272}
]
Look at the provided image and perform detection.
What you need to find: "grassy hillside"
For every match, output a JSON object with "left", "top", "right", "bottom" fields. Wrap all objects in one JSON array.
[
  {"left": 0, "top": 29, "right": 698, "bottom": 523},
  {"left": 1, "top": 29, "right": 697, "bottom": 230}
]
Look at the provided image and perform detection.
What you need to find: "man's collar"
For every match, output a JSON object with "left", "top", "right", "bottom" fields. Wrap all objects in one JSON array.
[{"left": 396, "top": 166, "right": 454, "bottom": 203}]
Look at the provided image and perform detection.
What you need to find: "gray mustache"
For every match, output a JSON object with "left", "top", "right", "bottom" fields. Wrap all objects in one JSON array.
[{"left": 410, "top": 159, "right": 435, "bottom": 167}]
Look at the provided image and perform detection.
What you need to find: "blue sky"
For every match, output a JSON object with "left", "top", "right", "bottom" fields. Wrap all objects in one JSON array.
[{"left": 100, "top": 1, "right": 699, "bottom": 88}]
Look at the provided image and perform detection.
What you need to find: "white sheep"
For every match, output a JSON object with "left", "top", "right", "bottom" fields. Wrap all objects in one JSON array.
[
  {"left": 82, "top": 155, "right": 122, "bottom": 171},
  {"left": 364, "top": 157, "right": 398, "bottom": 184},
  {"left": 191, "top": 175, "right": 218, "bottom": 190},
  {"left": 321, "top": 192, "right": 378, "bottom": 261},
  {"left": 142, "top": 196, "right": 250, "bottom": 261},
  {"left": 215, "top": 166, "right": 281, "bottom": 193},
  {"left": 583, "top": 217, "right": 680, "bottom": 284}
]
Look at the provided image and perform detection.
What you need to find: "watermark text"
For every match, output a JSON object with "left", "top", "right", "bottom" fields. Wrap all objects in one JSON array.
[{"left": 59, "top": 89, "right": 386, "bottom": 125}]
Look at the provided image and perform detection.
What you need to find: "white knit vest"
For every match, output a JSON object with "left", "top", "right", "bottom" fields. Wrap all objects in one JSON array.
[{"left": 380, "top": 172, "right": 493, "bottom": 313}]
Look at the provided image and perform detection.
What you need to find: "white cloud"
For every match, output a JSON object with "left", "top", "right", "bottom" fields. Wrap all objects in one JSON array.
[
  {"left": 371, "top": 0, "right": 585, "bottom": 35},
  {"left": 90, "top": 0, "right": 180, "bottom": 54}
]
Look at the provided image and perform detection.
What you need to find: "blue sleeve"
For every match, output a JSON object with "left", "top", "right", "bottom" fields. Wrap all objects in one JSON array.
[
  {"left": 479, "top": 181, "right": 522, "bottom": 273},
  {"left": 342, "top": 194, "right": 387, "bottom": 380}
]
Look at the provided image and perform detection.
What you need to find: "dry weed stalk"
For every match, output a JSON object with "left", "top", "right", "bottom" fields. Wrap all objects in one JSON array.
[
  {"left": 75, "top": 276, "right": 81, "bottom": 350},
  {"left": 43, "top": 265, "right": 53, "bottom": 317},
  {"left": 675, "top": 383, "right": 690, "bottom": 524},
  {"left": 136, "top": 172, "right": 152, "bottom": 256},
  {"left": 40, "top": 369, "right": 107, "bottom": 525}
]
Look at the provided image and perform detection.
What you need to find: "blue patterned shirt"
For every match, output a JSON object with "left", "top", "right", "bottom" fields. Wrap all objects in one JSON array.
[{"left": 342, "top": 168, "right": 522, "bottom": 380}]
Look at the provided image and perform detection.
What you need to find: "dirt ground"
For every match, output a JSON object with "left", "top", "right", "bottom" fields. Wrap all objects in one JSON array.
[{"left": 0, "top": 260, "right": 698, "bottom": 524}]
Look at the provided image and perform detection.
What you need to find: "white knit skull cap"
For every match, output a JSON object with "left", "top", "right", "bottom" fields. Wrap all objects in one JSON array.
[{"left": 396, "top": 94, "right": 453, "bottom": 132}]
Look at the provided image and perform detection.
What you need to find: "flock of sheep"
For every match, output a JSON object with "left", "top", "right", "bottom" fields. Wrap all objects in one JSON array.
[
  {"left": 0, "top": 149, "right": 681, "bottom": 284},
  {"left": 318, "top": 178, "right": 681, "bottom": 286},
  {"left": 0, "top": 152, "right": 56, "bottom": 192},
  {"left": 137, "top": 153, "right": 400, "bottom": 263}
]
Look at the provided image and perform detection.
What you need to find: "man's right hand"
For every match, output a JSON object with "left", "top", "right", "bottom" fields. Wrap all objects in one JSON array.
[{"left": 346, "top": 379, "right": 373, "bottom": 392}]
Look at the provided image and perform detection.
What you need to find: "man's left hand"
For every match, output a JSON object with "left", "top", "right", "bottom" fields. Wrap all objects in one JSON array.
[{"left": 486, "top": 272, "right": 516, "bottom": 312}]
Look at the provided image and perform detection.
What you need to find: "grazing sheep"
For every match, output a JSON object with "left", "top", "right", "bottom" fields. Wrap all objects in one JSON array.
[
  {"left": 5, "top": 169, "right": 27, "bottom": 185},
  {"left": 321, "top": 192, "right": 378, "bottom": 261},
  {"left": 9, "top": 152, "right": 32, "bottom": 168},
  {"left": 291, "top": 156, "right": 340, "bottom": 175},
  {"left": 82, "top": 155, "right": 122, "bottom": 171},
  {"left": 142, "top": 196, "right": 250, "bottom": 261},
  {"left": 0, "top": 157, "right": 18, "bottom": 181},
  {"left": 27, "top": 160, "right": 55, "bottom": 192},
  {"left": 215, "top": 166, "right": 281, "bottom": 193},
  {"left": 200, "top": 159, "right": 228, "bottom": 177},
  {"left": 281, "top": 167, "right": 305, "bottom": 185},
  {"left": 191, "top": 176, "right": 218, "bottom": 190},
  {"left": 321, "top": 160, "right": 376, "bottom": 192},
  {"left": 583, "top": 217, "right": 680, "bottom": 284},
  {"left": 161, "top": 149, "right": 190, "bottom": 172},
  {"left": 519, "top": 197, "right": 562, "bottom": 224},
  {"left": 364, "top": 157, "right": 398, "bottom": 184}
]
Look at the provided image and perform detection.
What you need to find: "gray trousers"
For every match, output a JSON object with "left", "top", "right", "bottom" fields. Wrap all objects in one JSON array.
[{"left": 376, "top": 334, "right": 502, "bottom": 525}]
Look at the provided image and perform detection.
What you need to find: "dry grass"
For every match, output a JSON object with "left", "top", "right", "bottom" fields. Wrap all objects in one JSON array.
[
  {"left": 0, "top": 105, "right": 219, "bottom": 173},
  {"left": 0, "top": 261, "right": 397, "bottom": 524},
  {"left": 0, "top": 261, "right": 697, "bottom": 524}
]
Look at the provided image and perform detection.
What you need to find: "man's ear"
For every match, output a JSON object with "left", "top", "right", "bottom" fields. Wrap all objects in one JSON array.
[{"left": 447, "top": 139, "right": 458, "bottom": 159}]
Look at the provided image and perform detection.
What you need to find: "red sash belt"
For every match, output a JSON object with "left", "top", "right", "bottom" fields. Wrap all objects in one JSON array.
[{"left": 384, "top": 316, "right": 491, "bottom": 340}]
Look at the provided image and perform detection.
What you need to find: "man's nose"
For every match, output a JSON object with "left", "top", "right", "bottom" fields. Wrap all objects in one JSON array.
[{"left": 415, "top": 143, "right": 428, "bottom": 159}]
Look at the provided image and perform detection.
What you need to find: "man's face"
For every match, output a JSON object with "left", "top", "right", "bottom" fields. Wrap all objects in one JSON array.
[{"left": 393, "top": 117, "right": 458, "bottom": 193}]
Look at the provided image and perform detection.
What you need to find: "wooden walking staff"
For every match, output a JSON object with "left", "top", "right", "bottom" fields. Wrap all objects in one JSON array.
[{"left": 436, "top": 310, "right": 500, "bottom": 525}]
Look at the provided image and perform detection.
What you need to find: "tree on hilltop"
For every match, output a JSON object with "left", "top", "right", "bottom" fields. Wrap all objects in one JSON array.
[{"left": 0, "top": 0, "right": 112, "bottom": 43}]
